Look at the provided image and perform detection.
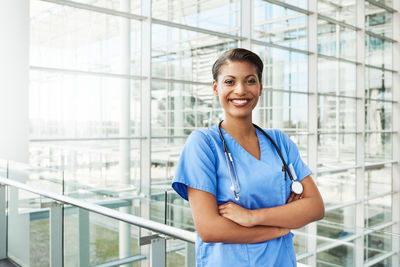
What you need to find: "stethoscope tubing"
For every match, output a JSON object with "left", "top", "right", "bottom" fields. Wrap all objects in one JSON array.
[
  {"left": 218, "top": 120, "right": 302, "bottom": 200},
  {"left": 218, "top": 120, "right": 296, "bottom": 183}
]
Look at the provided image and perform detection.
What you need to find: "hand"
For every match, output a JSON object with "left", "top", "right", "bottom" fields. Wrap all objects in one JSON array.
[
  {"left": 218, "top": 202, "right": 254, "bottom": 227},
  {"left": 278, "top": 227, "right": 291, "bottom": 237},
  {"left": 286, "top": 192, "right": 303, "bottom": 204}
]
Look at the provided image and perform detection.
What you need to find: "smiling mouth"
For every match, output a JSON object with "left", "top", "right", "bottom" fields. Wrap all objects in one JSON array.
[
  {"left": 230, "top": 99, "right": 249, "bottom": 104},
  {"left": 229, "top": 98, "right": 251, "bottom": 107}
]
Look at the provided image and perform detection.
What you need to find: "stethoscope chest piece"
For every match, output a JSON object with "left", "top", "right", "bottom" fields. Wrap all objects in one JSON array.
[{"left": 291, "top": 181, "right": 303, "bottom": 195}]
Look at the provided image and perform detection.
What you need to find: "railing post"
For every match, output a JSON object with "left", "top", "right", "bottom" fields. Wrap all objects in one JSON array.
[
  {"left": 150, "top": 238, "right": 166, "bottom": 267},
  {"left": 185, "top": 243, "right": 195, "bottom": 267},
  {"left": 49, "top": 203, "right": 63, "bottom": 267},
  {"left": 0, "top": 184, "right": 6, "bottom": 259},
  {"left": 78, "top": 209, "right": 90, "bottom": 267}
]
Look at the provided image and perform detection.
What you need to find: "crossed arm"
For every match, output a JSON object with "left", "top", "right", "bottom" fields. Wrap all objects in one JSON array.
[{"left": 188, "top": 175, "right": 324, "bottom": 244}]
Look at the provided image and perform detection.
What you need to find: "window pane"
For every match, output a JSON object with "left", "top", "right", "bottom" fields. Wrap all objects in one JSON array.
[
  {"left": 152, "top": 24, "right": 237, "bottom": 82},
  {"left": 318, "top": 58, "right": 356, "bottom": 96},
  {"left": 30, "top": 0, "right": 141, "bottom": 76},
  {"left": 318, "top": 20, "right": 356, "bottom": 61},
  {"left": 30, "top": 70, "right": 141, "bottom": 138},
  {"left": 318, "top": 95, "right": 356, "bottom": 132},
  {"left": 253, "top": 0, "right": 307, "bottom": 50},
  {"left": 318, "top": 0, "right": 356, "bottom": 26},
  {"left": 365, "top": 2, "right": 393, "bottom": 38},
  {"left": 152, "top": 0, "right": 240, "bottom": 35}
]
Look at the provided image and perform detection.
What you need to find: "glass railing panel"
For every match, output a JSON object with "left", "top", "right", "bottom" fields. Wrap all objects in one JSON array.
[
  {"left": 64, "top": 207, "right": 142, "bottom": 266},
  {"left": 7, "top": 187, "right": 50, "bottom": 266}
]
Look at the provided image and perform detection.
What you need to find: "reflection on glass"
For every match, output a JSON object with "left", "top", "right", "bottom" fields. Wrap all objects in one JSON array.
[
  {"left": 151, "top": 82, "right": 220, "bottom": 136},
  {"left": 318, "top": 134, "right": 356, "bottom": 167},
  {"left": 366, "top": 35, "right": 392, "bottom": 69},
  {"left": 365, "top": 195, "right": 392, "bottom": 228},
  {"left": 30, "top": 0, "right": 141, "bottom": 76},
  {"left": 317, "top": 170, "right": 356, "bottom": 206},
  {"left": 318, "top": 19, "right": 356, "bottom": 61},
  {"left": 266, "top": 91, "right": 308, "bottom": 131},
  {"left": 365, "top": 133, "right": 392, "bottom": 162},
  {"left": 67, "top": 0, "right": 141, "bottom": 14},
  {"left": 30, "top": 71, "right": 141, "bottom": 139},
  {"left": 365, "top": 164, "right": 392, "bottom": 197},
  {"left": 364, "top": 228, "right": 393, "bottom": 263},
  {"left": 253, "top": 45, "right": 308, "bottom": 92},
  {"left": 317, "top": 206, "right": 356, "bottom": 266},
  {"left": 253, "top": 0, "right": 307, "bottom": 50},
  {"left": 318, "top": 95, "right": 356, "bottom": 132},
  {"left": 29, "top": 140, "right": 141, "bottom": 198},
  {"left": 318, "top": 0, "right": 356, "bottom": 26},
  {"left": 317, "top": 242, "right": 354, "bottom": 266},
  {"left": 365, "top": 2, "right": 393, "bottom": 38},
  {"left": 318, "top": 58, "right": 356, "bottom": 96},
  {"left": 365, "top": 99, "right": 392, "bottom": 131},
  {"left": 152, "top": 24, "right": 237, "bottom": 81},
  {"left": 152, "top": 0, "right": 240, "bottom": 35},
  {"left": 365, "top": 67, "right": 392, "bottom": 101}
]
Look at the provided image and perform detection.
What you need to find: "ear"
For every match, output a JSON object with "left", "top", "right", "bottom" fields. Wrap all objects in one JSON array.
[
  {"left": 212, "top": 80, "right": 219, "bottom": 97},
  {"left": 259, "top": 84, "right": 263, "bottom": 97}
]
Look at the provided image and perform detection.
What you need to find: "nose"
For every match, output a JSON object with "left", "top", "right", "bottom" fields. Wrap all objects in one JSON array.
[{"left": 234, "top": 81, "right": 246, "bottom": 95}]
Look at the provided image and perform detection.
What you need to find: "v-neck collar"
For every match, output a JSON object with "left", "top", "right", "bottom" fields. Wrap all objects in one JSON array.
[{"left": 219, "top": 126, "right": 264, "bottom": 162}]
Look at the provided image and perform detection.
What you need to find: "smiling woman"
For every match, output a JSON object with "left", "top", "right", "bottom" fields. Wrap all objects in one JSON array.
[{"left": 172, "top": 48, "right": 324, "bottom": 267}]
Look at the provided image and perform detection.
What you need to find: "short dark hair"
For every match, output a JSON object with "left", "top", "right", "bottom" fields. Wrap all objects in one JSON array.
[{"left": 212, "top": 48, "right": 263, "bottom": 82}]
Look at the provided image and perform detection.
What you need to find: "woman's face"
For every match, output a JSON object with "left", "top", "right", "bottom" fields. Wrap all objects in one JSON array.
[{"left": 213, "top": 60, "right": 262, "bottom": 121}]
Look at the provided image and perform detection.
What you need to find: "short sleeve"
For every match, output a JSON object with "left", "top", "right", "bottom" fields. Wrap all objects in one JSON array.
[
  {"left": 279, "top": 130, "right": 312, "bottom": 182},
  {"left": 172, "top": 130, "right": 217, "bottom": 201}
]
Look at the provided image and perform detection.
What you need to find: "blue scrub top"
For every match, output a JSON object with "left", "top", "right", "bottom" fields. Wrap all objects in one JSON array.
[{"left": 172, "top": 125, "right": 312, "bottom": 267}]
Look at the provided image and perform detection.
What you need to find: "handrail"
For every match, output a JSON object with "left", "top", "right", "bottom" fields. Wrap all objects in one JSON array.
[{"left": 0, "top": 176, "right": 196, "bottom": 243}]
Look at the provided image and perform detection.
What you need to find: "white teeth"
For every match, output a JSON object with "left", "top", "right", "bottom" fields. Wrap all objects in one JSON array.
[{"left": 231, "top": 99, "right": 248, "bottom": 104}]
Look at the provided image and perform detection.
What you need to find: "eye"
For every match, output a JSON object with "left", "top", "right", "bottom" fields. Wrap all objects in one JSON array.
[
  {"left": 224, "top": 80, "right": 234, "bottom": 85},
  {"left": 247, "top": 79, "right": 256, "bottom": 84}
]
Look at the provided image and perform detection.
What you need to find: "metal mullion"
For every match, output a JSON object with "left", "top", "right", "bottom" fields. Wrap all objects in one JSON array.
[
  {"left": 355, "top": 1, "right": 366, "bottom": 266},
  {"left": 365, "top": 97, "right": 398, "bottom": 103},
  {"left": 263, "top": 0, "right": 312, "bottom": 15},
  {"left": 152, "top": 77, "right": 210, "bottom": 86},
  {"left": 365, "top": 0, "right": 398, "bottom": 13},
  {"left": 266, "top": 87, "right": 311, "bottom": 95},
  {"left": 317, "top": 92, "right": 361, "bottom": 100},
  {"left": 0, "top": 177, "right": 196, "bottom": 243},
  {"left": 364, "top": 251, "right": 397, "bottom": 267},
  {"left": 240, "top": 0, "right": 252, "bottom": 49},
  {"left": 29, "top": 137, "right": 146, "bottom": 142},
  {"left": 318, "top": 14, "right": 360, "bottom": 31},
  {"left": 318, "top": 165, "right": 360, "bottom": 175},
  {"left": 140, "top": 1, "right": 152, "bottom": 266},
  {"left": 307, "top": 0, "right": 318, "bottom": 265},
  {"left": 365, "top": 64, "right": 398, "bottom": 73},
  {"left": 40, "top": 0, "right": 146, "bottom": 21},
  {"left": 317, "top": 53, "right": 361, "bottom": 65},
  {"left": 251, "top": 39, "right": 311, "bottom": 55},
  {"left": 30, "top": 65, "right": 146, "bottom": 81},
  {"left": 365, "top": 30, "right": 397, "bottom": 43},
  {"left": 391, "top": 0, "right": 400, "bottom": 265},
  {"left": 151, "top": 18, "right": 243, "bottom": 41},
  {"left": 0, "top": 185, "right": 6, "bottom": 259}
]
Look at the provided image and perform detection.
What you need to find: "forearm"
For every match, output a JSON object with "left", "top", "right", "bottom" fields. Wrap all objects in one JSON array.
[
  {"left": 251, "top": 197, "right": 324, "bottom": 229},
  {"left": 199, "top": 214, "right": 288, "bottom": 244}
]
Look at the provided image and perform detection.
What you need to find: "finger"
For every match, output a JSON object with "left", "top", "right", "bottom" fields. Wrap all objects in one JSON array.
[
  {"left": 293, "top": 194, "right": 301, "bottom": 201},
  {"left": 286, "top": 193, "right": 294, "bottom": 203}
]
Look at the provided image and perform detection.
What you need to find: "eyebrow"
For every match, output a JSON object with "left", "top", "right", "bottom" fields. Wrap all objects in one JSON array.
[{"left": 222, "top": 74, "right": 257, "bottom": 79}]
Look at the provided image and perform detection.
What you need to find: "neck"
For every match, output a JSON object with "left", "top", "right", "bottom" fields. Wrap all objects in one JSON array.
[{"left": 221, "top": 115, "right": 255, "bottom": 139}]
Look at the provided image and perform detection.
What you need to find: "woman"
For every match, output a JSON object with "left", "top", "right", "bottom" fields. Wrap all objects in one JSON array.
[{"left": 172, "top": 48, "right": 324, "bottom": 266}]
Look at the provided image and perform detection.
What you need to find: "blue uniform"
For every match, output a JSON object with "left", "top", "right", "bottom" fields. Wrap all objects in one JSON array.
[{"left": 172, "top": 125, "right": 312, "bottom": 267}]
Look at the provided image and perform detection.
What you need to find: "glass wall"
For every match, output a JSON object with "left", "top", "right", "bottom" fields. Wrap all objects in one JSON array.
[{"left": 28, "top": 0, "right": 399, "bottom": 266}]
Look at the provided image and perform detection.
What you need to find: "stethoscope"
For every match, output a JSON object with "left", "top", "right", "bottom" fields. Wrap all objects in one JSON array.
[{"left": 217, "top": 120, "right": 303, "bottom": 201}]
